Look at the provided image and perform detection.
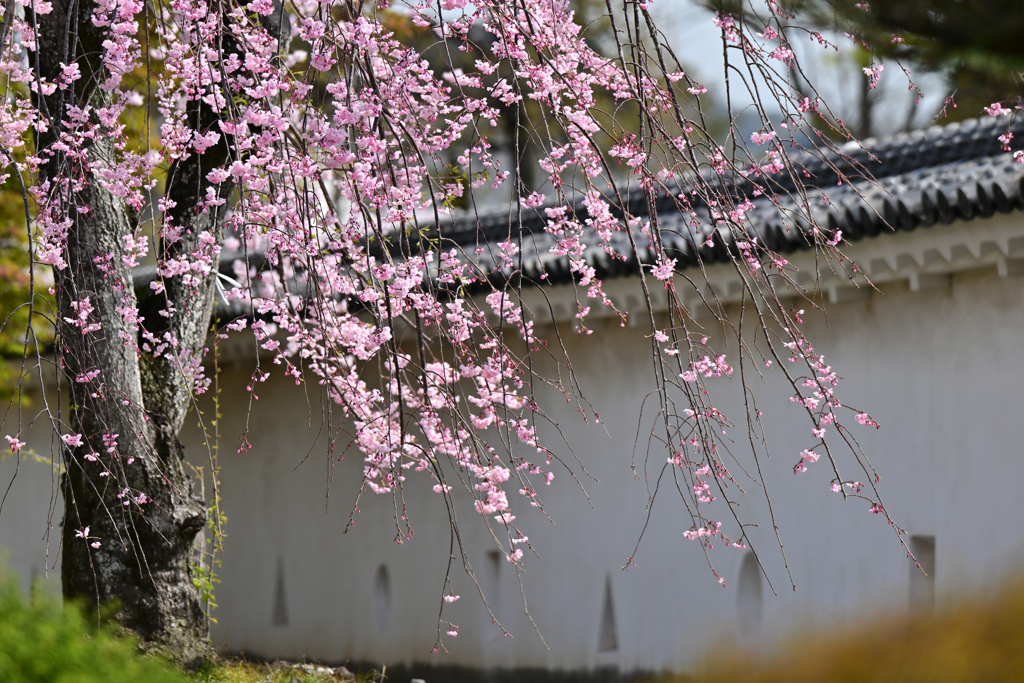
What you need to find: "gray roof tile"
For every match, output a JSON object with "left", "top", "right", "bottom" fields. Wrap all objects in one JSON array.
[
  {"left": 162, "top": 114, "right": 1024, "bottom": 321},
  {"left": 428, "top": 115, "right": 1024, "bottom": 288}
]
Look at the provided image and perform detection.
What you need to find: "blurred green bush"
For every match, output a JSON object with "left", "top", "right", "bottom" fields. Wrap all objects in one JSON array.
[{"left": 0, "top": 574, "right": 186, "bottom": 683}]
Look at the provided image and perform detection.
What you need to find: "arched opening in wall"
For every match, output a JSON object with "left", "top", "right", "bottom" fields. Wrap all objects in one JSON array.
[
  {"left": 737, "top": 552, "right": 762, "bottom": 634},
  {"left": 597, "top": 575, "right": 618, "bottom": 653},
  {"left": 373, "top": 564, "right": 391, "bottom": 635},
  {"left": 909, "top": 535, "right": 936, "bottom": 613},
  {"left": 272, "top": 555, "right": 289, "bottom": 627},
  {"left": 482, "top": 550, "right": 502, "bottom": 639}
]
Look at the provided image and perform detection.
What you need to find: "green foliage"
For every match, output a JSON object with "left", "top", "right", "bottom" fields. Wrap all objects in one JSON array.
[
  {"left": 658, "top": 576, "right": 1024, "bottom": 683},
  {"left": 0, "top": 163, "right": 53, "bottom": 406},
  {"left": 817, "top": 0, "right": 1024, "bottom": 75},
  {"left": 0, "top": 575, "right": 187, "bottom": 683},
  {"left": 191, "top": 557, "right": 222, "bottom": 624}
]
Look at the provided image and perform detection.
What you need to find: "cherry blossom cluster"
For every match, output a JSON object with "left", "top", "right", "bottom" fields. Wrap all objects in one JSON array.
[{"left": 0, "top": 0, "right": 920, "bottom": 633}]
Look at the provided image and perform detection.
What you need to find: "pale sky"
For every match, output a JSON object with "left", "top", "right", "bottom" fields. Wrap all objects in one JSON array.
[{"left": 650, "top": 0, "right": 951, "bottom": 138}]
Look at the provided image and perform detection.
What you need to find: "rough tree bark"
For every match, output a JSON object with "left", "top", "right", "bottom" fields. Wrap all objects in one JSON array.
[{"left": 32, "top": 0, "right": 271, "bottom": 664}]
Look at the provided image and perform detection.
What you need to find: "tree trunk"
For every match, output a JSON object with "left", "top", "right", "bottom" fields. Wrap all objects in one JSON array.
[
  {"left": 35, "top": 0, "right": 229, "bottom": 665},
  {"left": 33, "top": 0, "right": 290, "bottom": 660},
  {"left": 50, "top": 144, "right": 212, "bottom": 665}
]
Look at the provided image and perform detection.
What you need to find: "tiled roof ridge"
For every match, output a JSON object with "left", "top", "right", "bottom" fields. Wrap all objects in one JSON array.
[
  {"left": 422, "top": 114, "right": 1024, "bottom": 251},
  {"left": 126, "top": 114, "right": 1024, "bottom": 320},
  {"left": 803, "top": 113, "right": 1023, "bottom": 187},
  {"left": 457, "top": 128, "right": 1024, "bottom": 289}
]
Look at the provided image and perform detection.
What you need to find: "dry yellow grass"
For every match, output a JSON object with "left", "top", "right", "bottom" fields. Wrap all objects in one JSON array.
[{"left": 653, "top": 576, "right": 1024, "bottom": 683}]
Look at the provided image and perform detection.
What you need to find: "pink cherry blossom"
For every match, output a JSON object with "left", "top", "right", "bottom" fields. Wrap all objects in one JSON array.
[
  {"left": 985, "top": 102, "right": 1012, "bottom": 117},
  {"left": 863, "top": 63, "right": 884, "bottom": 89},
  {"left": 856, "top": 413, "right": 879, "bottom": 428}
]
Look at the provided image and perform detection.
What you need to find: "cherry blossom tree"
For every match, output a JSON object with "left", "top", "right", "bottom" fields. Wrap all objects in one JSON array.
[
  {"left": 788, "top": 0, "right": 1024, "bottom": 121},
  {"left": 0, "top": 0, "right": 924, "bottom": 664}
]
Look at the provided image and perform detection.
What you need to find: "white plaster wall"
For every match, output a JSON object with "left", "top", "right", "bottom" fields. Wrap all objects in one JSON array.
[
  {"left": 4, "top": 254, "right": 1024, "bottom": 675},
  {"left": 183, "top": 262, "right": 1024, "bottom": 673},
  {"left": 0, "top": 405, "right": 63, "bottom": 595}
]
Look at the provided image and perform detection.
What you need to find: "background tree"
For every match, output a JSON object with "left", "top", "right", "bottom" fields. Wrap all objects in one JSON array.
[{"left": 784, "top": 0, "right": 1024, "bottom": 123}]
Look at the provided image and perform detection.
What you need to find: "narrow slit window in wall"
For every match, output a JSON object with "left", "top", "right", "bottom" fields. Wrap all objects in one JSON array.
[
  {"left": 737, "top": 551, "right": 762, "bottom": 634},
  {"left": 483, "top": 550, "right": 502, "bottom": 638},
  {"left": 272, "top": 555, "right": 289, "bottom": 627},
  {"left": 597, "top": 575, "right": 618, "bottom": 652},
  {"left": 373, "top": 564, "right": 391, "bottom": 635},
  {"left": 909, "top": 535, "right": 936, "bottom": 612}
]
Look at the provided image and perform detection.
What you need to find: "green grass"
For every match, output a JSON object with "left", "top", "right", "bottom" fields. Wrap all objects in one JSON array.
[{"left": 190, "top": 659, "right": 381, "bottom": 683}]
